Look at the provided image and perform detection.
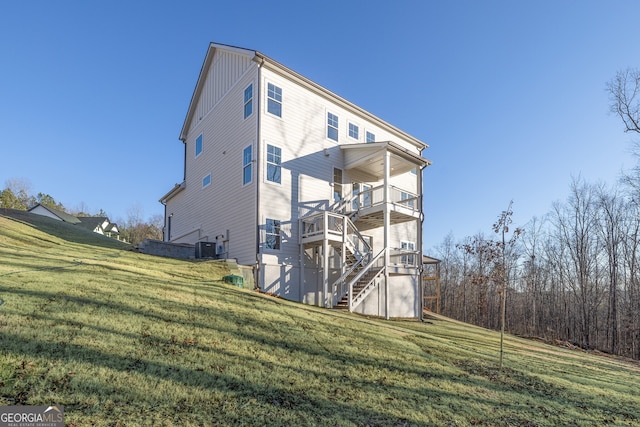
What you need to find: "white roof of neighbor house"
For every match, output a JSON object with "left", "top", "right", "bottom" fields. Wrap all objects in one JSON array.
[{"left": 179, "top": 42, "right": 428, "bottom": 151}]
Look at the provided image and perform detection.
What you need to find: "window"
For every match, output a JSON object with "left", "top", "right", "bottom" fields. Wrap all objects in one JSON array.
[
  {"left": 243, "top": 145, "right": 252, "bottom": 185},
  {"left": 244, "top": 84, "right": 253, "bottom": 119},
  {"left": 266, "top": 144, "right": 282, "bottom": 184},
  {"left": 366, "top": 131, "right": 376, "bottom": 143},
  {"left": 195, "top": 134, "right": 203, "bottom": 157},
  {"left": 401, "top": 241, "right": 415, "bottom": 266},
  {"left": 265, "top": 218, "right": 281, "bottom": 250},
  {"left": 202, "top": 173, "right": 211, "bottom": 188},
  {"left": 333, "top": 168, "right": 343, "bottom": 202},
  {"left": 348, "top": 122, "right": 359, "bottom": 140},
  {"left": 400, "top": 191, "right": 415, "bottom": 209},
  {"left": 267, "top": 83, "right": 282, "bottom": 117},
  {"left": 327, "top": 112, "right": 339, "bottom": 141},
  {"left": 352, "top": 182, "right": 372, "bottom": 210}
]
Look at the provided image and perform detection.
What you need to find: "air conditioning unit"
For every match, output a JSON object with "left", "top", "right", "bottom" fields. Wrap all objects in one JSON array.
[{"left": 195, "top": 241, "right": 215, "bottom": 259}]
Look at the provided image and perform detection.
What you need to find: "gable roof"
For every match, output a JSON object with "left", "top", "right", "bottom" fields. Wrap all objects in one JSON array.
[
  {"left": 28, "top": 204, "right": 81, "bottom": 224},
  {"left": 76, "top": 216, "right": 109, "bottom": 231},
  {"left": 179, "top": 42, "right": 428, "bottom": 150}
]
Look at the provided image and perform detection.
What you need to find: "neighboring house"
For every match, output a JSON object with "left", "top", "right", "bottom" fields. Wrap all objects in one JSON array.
[
  {"left": 160, "top": 42, "right": 431, "bottom": 319},
  {"left": 76, "top": 216, "right": 121, "bottom": 239},
  {"left": 28, "top": 204, "right": 81, "bottom": 224},
  {"left": 28, "top": 204, "right": 121, "bottom": 240}
]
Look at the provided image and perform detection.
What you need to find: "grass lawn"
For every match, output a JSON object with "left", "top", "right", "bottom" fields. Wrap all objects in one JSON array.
[{"left": 1, "top": 210, "right": 639, "bottom": 426}]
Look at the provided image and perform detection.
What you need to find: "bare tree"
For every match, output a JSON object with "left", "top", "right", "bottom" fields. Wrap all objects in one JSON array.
[{"left": 607, "top": 68, "right": 640, "bottom": 134}]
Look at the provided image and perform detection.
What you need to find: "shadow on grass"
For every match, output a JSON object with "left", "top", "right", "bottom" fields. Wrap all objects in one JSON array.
[{"left": 0, "top": 209, "right": 129, "bottom": 249}]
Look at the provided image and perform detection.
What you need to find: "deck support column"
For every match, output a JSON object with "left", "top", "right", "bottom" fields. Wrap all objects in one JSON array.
[{"left": 383, "top": 151, "right": 391, "bottom": 320}]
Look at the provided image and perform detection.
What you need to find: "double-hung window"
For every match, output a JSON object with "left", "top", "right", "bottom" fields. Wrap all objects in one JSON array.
[
  {"left": 348, "top": 122, "right": 359, "bottom": 140},
  {"left": 195, "top": 134, "right": 203, "bottom": 157},
  {"left": 265, "top": 218, "right": 281, "bottom": 250},
  {"left": 243, "top": 145, "right": 252, "bottom": 185},
  {"left": 267, "top": 83, "right": 282, "bottom": 117},
  {"left": 400, "top": 191, "right": 416, "bottom": 209},
  {"left": 266, "top": 144, "right": 282, "bottom": 184},
  {"left": 327, "top": 112, "right": 339, "bottom": 141},
  {"left": 244, "top": 84, "right": 253, "bottom": 119},
  {"left": 366, "top": 131, "right": 376, "bottom": 143},
  {"left": 401, "top": 241, "right": 415, "bottom": 266}
]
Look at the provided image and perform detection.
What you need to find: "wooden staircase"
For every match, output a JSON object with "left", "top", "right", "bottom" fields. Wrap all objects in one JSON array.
[{"left": 334, "top": 267, "right": 382, "bottom": 309}]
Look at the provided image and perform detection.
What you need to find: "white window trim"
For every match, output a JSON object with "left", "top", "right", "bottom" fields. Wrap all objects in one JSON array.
[
  {"left": 195, "top": 133, "right": 203, "bottom": 158},
  {"left": 202, "top": 173, "right": 212, "bottom": 188},
  {"left": 266, "top": 81, "right": 283, "bottom": 119},
  {"left": 348, "top": 121, "right": 360, "bottom": 141},
  {"left": 243, "top": 83, "right": 253, "bottom": 119},
  {"left": 401, "top": 241, "right": 416, "bottom": 265},
  {"left": 264, "top": 218, "right": 281, "bottom": 251},
  {"left": 242, "top": 144, "right": 253, "bottom": 186},
  {"left": 265, "top": 143, "right": 283, "bottom": 185},
  {"left": 365, "top": 130, "right": 376, "bottom": 143},
  {"left": 327, "top": 111, "right": 339, "bottom": 142}
]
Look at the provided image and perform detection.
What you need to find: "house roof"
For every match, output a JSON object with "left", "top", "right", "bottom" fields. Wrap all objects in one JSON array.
[
  {"left": 28, "top": 204, "right": 81, "bottom": 224},
  {"left": 179, "top": 42, "right": 428, "bottom": 150},
  {"left": 76, "top": 216, "right": 109, "bottom": 231},
  {"left": 341, "top": 141, "right": 432, "bottom": 180}
]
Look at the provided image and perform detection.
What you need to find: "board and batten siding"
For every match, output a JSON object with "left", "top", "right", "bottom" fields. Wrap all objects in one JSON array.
[
  {"left": 188, "top": 49, "right": 254, "bottom": 135},
  {"left": 166, "top": 50, "right": 259, "bottom": 265}
]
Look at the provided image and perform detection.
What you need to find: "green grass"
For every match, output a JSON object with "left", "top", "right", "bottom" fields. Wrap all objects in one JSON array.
[{"left": 1, "top": 210, "right": 639, "bottom": 426}]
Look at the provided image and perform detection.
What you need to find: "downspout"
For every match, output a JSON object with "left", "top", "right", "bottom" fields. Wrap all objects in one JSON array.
[{"left": 254, "top": 55, "right": 264, "bottom": 291}]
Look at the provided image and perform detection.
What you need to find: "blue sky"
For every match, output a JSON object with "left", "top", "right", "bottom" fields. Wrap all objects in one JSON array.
[{"left": 1, "top": 1, "right": 638, "bottom": 250}]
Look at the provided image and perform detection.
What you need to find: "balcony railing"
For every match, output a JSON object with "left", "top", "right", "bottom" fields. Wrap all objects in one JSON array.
[{"left": 348, "top": 185, "right": 419, "bottom": 214}]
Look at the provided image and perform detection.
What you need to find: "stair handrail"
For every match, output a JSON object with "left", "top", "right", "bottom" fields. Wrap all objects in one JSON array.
[
  {"left": 344, "top": 215, "right": 371, "bottom": 259},
  {"left": 348, "top": 248, "right": 385, "bottom": 291},
  {"left": 349, "top": 264, "right": 386, "bottom": 312}
]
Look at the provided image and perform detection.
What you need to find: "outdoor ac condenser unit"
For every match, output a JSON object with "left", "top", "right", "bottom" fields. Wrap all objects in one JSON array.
[{"left": 195, "top": 241, "right": 215, "bottom": 259}]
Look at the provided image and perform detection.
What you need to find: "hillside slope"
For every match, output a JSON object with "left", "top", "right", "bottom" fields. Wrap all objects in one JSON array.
[{"left": 1, "top": 210, "right": 639, "bottom": 426}]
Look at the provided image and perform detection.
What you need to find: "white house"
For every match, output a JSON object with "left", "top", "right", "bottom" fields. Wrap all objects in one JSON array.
[{"left": 160, "top": 43, "right": 430, "bottom": 318}]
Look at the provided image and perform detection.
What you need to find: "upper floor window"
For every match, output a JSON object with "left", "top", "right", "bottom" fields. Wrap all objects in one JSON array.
[
  {"left": 266, "top": 144, "right": 282, "bottom": 184},
  {"left": 327, "top": 112, "right": 339, "bottom": 141},
  {"left": 243, "top": 145, "right": 253, "bottom": 185},
  {"left": 195, "top": 134, "right": 203, "bottom": 157},
  {"left": 348, "top": 122, "right": 359, "bottom": 140},
  {"left": 366, "top": 131, "right": 376, "bottom": 143},
  {"left": 202, "top": 173, "right": 211, "bottom": 188},
  {"left": 244, "top": 84, "right": 253, "bottom": 119},
  {"left": 267, "top": 83, "right": 282, "bottom": 117},
  {"left": 265, "top": 218, "right": 281, "bottom": 250}
]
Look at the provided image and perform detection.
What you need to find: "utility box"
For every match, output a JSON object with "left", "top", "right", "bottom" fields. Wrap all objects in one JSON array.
[
  {"left": 195, "top": 241, "right": 215, "bottom": 259},
  {"left": 223, "top": 275, "right": 244, "bottom": 288}
]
